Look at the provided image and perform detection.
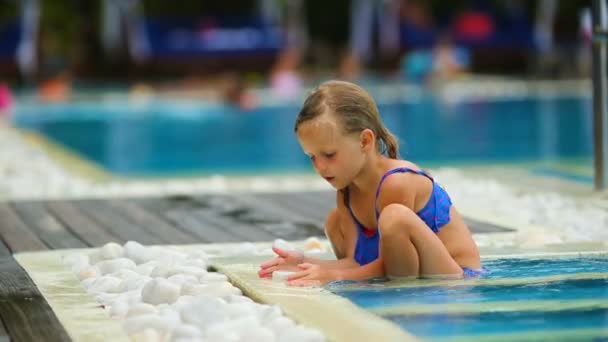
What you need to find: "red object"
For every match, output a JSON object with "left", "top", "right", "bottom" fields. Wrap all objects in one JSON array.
[
  {"left": 453, "top": 11, "right": 495, "bottom": 41},
  {"left": 0, "top": 83, "right": 13, "bottom": 114}
]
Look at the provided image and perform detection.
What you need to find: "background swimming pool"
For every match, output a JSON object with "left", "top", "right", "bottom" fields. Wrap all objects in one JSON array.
[
  {"left": 14, "top": 92, "right": 593, "bottom": 178},
  {"left": 330, "top": 256, "right": 608, "bottom": 341}
]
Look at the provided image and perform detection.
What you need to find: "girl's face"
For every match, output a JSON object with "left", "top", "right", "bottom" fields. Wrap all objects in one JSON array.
[{"left": 296, "top": 113, "right": 366, "bottom": 189}]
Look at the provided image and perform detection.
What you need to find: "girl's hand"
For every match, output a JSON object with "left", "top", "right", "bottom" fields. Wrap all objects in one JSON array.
[
  {"left": 286, "top": 263, "right": 338, "bottom": 287},
  {"left": 258, "top": 246, "right": 305, "bottom": 278}
]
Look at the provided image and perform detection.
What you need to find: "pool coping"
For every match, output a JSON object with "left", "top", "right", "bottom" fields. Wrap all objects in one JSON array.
[{"left": 13, "top": 242, "right": 607, "bottom": 342}]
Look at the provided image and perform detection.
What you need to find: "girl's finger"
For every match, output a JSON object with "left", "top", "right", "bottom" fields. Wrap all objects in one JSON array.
[
  {"left": 260, "top": 257, "right": 280, "bottom": 269},
  {"left": 286, "top": 269, "right": 310, "bottom": 281},
  {"left": 272, "top": 246, "right": 289, "bottom": 258},
  {"left": 258, "top": 266, "right": 276, "bottom": 278},
  {"left": 297, "top": 263, "right": 313, "bottom": 270}
]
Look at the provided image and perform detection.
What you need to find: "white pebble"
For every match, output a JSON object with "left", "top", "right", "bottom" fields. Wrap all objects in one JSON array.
[
  {"left": 180, "top": 296, "right": 226, "bottom": 329},
  {"left": 248, "top": 327, "right": 276, "bottom": 342},
  {"left": 134, "top": 261, "right": 158, "bottom": 276},
  {"left": 117, "top": 276, "right": 151, "bottom": 292},
  {"left": 170, "top": 324, "right": 203, "bottom": 340},
  {"left": 180, "top": 283, "right": 209, "bottom": 296},
  {"left": 200, "top": 272, "right": 228, "bottom": 283},
  {"left": 272, "top": 271, "right": 295, "bottom": 283},
  {"left": 167, "top": 274, "right": 199, "bottom": 286},
  {"left": 124, "top": 241, "right": 154, "bottom": 264},
  {"left": 123, "top": 314, "right": 171, "bottom": 335},
  {"left": 87, "top": 276, "right": 122, "bottom": 293},
  {"left": 100, "top": 242, "right": 125, "bottom": 260},
  {"left": 126, "top": 303, "right": 158, "bottom": 317},
  {"left": 95, "top": 258, "right": 136, "bottom": 275},
  {"left": 109, "top": 299, "right": 129, "bottom": 318},
  {"left": 141, "top": 278, "right": 181, "bottom": 305},
  {"left": 266, "top": 316, "right": 296, "bottom": 335}
]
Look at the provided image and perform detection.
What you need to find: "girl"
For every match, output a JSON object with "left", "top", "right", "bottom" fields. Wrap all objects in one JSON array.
[{"left": 258, "top": 80, "right": 482, "bottom": 286}]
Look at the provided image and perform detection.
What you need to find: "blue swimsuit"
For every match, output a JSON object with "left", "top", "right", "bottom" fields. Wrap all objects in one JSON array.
[{"left": 344, "top": 167, "right": 483, "bottom": 277}]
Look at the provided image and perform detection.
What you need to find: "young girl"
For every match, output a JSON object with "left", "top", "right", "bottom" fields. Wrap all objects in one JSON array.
[{"left": 258, "top": 80, "right": 482, "bottom": 286}]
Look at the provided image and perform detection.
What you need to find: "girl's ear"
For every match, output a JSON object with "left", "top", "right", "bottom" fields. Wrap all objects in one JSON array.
[{"left": 359, "top": 129, "right": 375, "bottom": 152}]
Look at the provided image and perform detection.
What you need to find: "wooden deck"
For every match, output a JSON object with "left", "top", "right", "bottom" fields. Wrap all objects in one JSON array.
[{"left": 0, "top": 191, "right": 512, "bottom": 341}]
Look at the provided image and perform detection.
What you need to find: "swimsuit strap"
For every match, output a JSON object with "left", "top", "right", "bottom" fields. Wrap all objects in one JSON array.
[
  {"left": 374, "top": 167, "right": 433, "bottom": 218},
  {"left": 343, "top": 188, "right": 368, "bottom": 231}
]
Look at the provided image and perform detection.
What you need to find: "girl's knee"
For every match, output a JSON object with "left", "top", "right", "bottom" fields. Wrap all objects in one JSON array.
[{"left": 378, "top": 204, "right": 417, "bottom": 237}]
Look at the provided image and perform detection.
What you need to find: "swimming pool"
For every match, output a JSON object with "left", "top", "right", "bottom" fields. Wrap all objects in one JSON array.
[
  {"left": 14, "top": 90, "right": 592, "bottom": 177},
  {"left": 329, "top": 256, "right": 608, "bottom": 341}
]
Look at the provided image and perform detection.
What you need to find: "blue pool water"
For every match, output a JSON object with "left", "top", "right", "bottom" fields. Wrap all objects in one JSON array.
[
  {"left": 330, "top": 257, "right": 608, "bottom": 341},
  {"left": 14, "top": 93, "right": 592, "bottom": 176}
]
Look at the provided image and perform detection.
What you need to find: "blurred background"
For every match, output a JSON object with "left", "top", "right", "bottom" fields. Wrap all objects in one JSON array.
[{"left": 0, "top": 0, "right": 597, "bottom": 182}]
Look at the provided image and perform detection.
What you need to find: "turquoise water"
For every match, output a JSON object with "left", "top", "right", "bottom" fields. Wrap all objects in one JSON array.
[
  {"left": 14, "top": 94, "right": 592, "bottom": 176},
  {"left": 330, "top": 257, "right": 608, "bottom": 341}
]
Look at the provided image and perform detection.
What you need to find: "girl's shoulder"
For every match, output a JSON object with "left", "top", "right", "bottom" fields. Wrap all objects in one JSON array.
[{"left": 381, "top": 160, "right": 433, "bottom": 193}]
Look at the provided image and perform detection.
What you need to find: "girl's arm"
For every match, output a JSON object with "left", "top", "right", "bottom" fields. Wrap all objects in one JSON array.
[
  {"left": 287, "top": 258, "right": 385, "bottom": 285},
  {"left": 302, "top": 255, "right": 359, "bottom": 269},
  {"left": 333, "top": 258, "right": 385, "bottom": 280}
]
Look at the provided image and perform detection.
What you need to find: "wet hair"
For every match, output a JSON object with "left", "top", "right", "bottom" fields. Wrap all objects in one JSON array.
[{"left": 294, "top": 80, "right": 399, "bottom": 158}]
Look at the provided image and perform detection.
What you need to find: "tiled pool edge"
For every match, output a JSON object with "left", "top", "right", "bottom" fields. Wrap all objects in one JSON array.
[
  {"left": 211, "top": 260, "right": 417, "bottom": 342},
  {"left": 20, "top": 130, "right": 113, "bottom": 182},
  {"left": 12, "top": 243, "right": 608, "bottom": 342},
  {"left": 14, "top": 249, "right": 130, "bottom": 342}
]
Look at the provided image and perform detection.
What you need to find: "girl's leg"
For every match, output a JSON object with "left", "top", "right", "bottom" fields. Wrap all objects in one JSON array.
[
  {"left": 324, "top": 208, "right": 347, "bottom": 259},
  {"left": 378, "top": 204, "right": 463, "bottom": 277}
]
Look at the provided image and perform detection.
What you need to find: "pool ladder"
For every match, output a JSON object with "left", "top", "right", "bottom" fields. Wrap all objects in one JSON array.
[{"left": 593, "top": 0, "right": 608, "bottom": 190}]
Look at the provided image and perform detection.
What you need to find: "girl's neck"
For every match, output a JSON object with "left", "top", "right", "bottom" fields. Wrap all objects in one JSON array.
[{"left": 350, "top": 154, "right": 390, "bottom": 195}]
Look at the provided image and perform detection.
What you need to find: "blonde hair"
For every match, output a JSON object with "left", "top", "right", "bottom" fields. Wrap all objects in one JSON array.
[{"left": 294, "top": 80, "right": 399, "bottom": 158}]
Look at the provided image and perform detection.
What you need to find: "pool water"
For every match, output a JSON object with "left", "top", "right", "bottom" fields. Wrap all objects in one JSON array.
[
  {"left": 329, "top": 257, "right": 608, "bottom": 341},
  {"left": 14, "top": 94, "right": 593, "bottom": 177}
]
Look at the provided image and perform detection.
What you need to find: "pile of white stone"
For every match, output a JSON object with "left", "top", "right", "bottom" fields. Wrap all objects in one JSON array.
[{"left": 63, "top": 241, "right": 325, "bottom": 342}]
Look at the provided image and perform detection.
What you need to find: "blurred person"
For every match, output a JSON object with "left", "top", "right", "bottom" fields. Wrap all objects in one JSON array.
[
  {"left": 221, "top": 73, "right": 258, "bottom": 111},
  {"left": 340, "top": 0, "right": 401, "bottom": 80},
  {"left": 101, "top": 0, "right": 150, "bottom": 63},
  {"left": 270, "top": 48, "right": 303, "bottom": 100},
  {"left": 431, "top": 35, "right": 470, "bottom": 81},
  {"left": 258, "top": 80, "right": 482, "bottom": 285},
  {"left": 262, "top": 0, "right": 306, "bottom": 100},
  {"left": 0, "top": 82, "right": 14, "bottom": 121},
  {"left": 38, "top": 71, "right": 71, "bottom": 102},
  {"left": 16, "top": 0, "right": 40, "bottom": 81}
]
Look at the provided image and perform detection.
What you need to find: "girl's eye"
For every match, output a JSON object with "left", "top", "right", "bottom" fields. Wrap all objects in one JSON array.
[{"left": 324, "top": 152, "right": 335, "bottom": 158}]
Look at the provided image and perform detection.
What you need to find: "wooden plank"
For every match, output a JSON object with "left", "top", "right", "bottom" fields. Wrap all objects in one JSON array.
[
  {"left": 11, "top": 202, "right": 88, "bottom": 249},
  {"left": 0, "top": 237, "right": 11, "bottom": 257},
  {"left": 0, "top": 256, "right": 71, "bottom": 342},
  {"left": 0, "top": 203, "right": 47, "bottom": 252},
  {"left": 260, "top": 193, "right": 328, "bottom": 224},
  {"left": 193, "top": 194, "right": 324, "bottom": 240},
  {"left": 137, "top": 196, "right": 239, "bottom": 243},
  {"left": 225, "top": 194, "right": 325, "bottom": 240},
  {"left": 46, "top": 201, "right": 120, "bottom": 247},
  {"left": 107, "top": 199, "right": 198, "bottom": 244},
  {"left": 164, "top": 209, "right": 240, "bottom": 243},
  {"left": 192, "top": 209, "right": 278, "bottom": 242},
  {"left": 0, "top": 310, "right": 8, "bottom": 341},
  {"left": 74, "top": 200, "right": 162, "bottom": 245}
]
